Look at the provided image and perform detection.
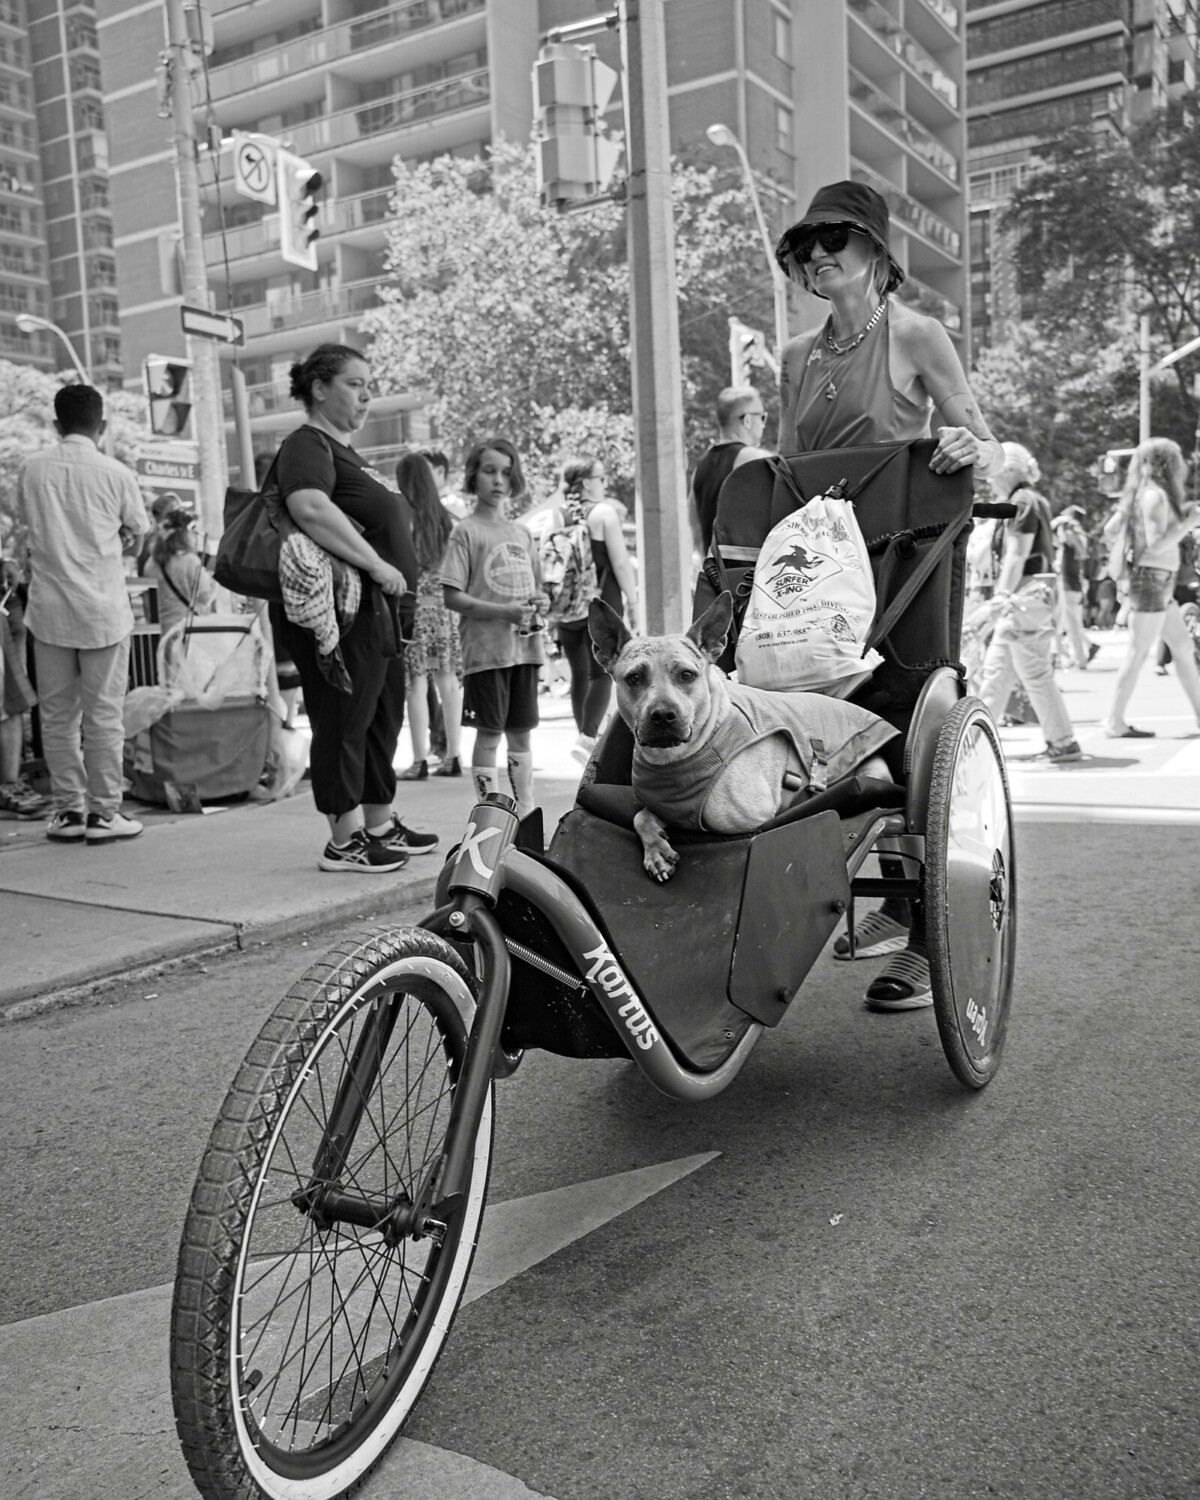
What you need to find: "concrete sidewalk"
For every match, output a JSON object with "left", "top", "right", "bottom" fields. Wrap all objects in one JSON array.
[
  {"left": 2, "top": 695, "right": 587, "bottom": 1017},
  {"left": 4, "top": 629, "right": 1197, "bottom": 1018}
]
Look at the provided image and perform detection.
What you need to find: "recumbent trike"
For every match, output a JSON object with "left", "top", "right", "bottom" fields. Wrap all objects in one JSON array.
[{"left": 169, "top": 438, "right": 1018, "bottom": 1500}]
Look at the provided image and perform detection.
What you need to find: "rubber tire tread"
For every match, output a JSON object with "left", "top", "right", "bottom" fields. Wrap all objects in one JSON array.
[
  {"left": 923, "top": 698, "right": 1016, "bottom": 1090},
  {"left": 169, "top": 925, "right": 479, "bottom": 1500}
]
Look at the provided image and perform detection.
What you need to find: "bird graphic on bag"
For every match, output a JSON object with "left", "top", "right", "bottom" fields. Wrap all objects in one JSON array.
[{"left": 768, "top": 541, "right": 824, "bottom": 586}]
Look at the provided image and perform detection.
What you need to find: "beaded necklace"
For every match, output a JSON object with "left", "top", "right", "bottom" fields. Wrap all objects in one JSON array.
[{"left": 813, "top": 297, "right": 889, "bottom": 401}]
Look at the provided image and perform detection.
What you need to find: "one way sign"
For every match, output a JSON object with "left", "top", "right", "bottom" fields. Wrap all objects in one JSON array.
[{"left": 180, "top": 305, "right": 245, "bottom": 345}]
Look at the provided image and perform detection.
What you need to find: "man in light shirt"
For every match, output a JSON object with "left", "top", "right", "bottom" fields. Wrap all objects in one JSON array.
[{"left": 18, "top": 384, "right": 150, "bottom": 843}]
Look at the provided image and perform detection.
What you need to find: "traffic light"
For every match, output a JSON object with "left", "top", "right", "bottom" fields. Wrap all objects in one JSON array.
[
  {"left": 533, "top": 42, "right": 621, "bottom": 211},
  {"left": 143, "top": 356, "right": 193, "bottom": 438},
  {"left": 729, "top": 317, "right": 767, "bottom": 385},
  {"left": 278, "top": 147, "right": 323, "bottom": 271}
]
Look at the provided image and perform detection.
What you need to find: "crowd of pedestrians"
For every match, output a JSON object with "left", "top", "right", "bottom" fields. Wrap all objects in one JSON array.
[{"left": 4, "top": 215, "right": 1198, "bottom": 896}]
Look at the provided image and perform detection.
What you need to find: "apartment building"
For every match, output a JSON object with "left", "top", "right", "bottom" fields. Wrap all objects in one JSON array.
[
  {"left": 95, "top": 0, "right": 968, "bottom": 462},
  {"left": 0, "top": 0, "right": 122, "bottom": 384},
  {"left": 0, "top": 0, "right": 51, "bottom": 372},
  {"left": 29, "top": 0, "right": 122, "bottom": 384},
  {"left": 967, "top": 0, "right": 1199, "bottom": 351}
]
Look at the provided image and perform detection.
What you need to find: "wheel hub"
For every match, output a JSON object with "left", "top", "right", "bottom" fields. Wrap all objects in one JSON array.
[{"left": 988, "top": 848, "right": 1007, "bottom": 932}]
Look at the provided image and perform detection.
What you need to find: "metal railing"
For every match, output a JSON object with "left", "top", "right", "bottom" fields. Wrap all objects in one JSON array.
[
  {"left": 852, "top": 161, "right": 962, "bottom": 258},
  {"left": 209, "top": 0, "right": 485, "bottom": 94},
  {"left": 204, "top": 189, "right": 393, "bottom": 266},
  {"left": 849, "top": 66, "right": 959, "bottom": 183},
  {"left": 848, "top": 0, "right": 959, "bottom": 111},
  {"left": 231, "top": 277, "right": 389, "bottom": 338}
]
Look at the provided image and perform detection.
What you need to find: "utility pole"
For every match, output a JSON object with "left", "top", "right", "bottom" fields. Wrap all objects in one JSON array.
[
  {"left": 621, "top": 0, "right": 689, "bottom": 635},
  {"left": 164, "top": 0, "right": 226, "bottom": 538}
]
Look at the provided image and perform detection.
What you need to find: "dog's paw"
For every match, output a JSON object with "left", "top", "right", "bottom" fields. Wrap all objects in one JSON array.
[
  {"left": 635, "top": 808, "right": 678, "bottom": 881},
  {"left": 642, "top": 841, "right": 678, "bottom": 882}
]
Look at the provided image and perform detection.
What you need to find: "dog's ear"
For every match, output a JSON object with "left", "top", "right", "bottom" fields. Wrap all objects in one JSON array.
[
  {"left": 588, "top": 597, "right": 632, "bottom": 671},
  {"left": 685, "top": 591, "right": 733, "bottom": 662}
]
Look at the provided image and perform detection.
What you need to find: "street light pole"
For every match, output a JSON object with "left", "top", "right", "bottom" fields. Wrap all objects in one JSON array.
[
  {"left": 706, "top": 122, "right": 789, "bottom": 359},
  {"left": 15, "top": 312, "right": 89, "bottom": 384},
  {"left": 163, "top": 0, "right": 227, "bottom": 539}
]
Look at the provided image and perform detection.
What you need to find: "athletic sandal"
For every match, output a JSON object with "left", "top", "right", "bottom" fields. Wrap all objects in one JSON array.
[
  {"left": 864, "top": 949, "right": 933, "bottom": 1012},
  {"left": 398, "top": 759, "right": 428, "bottom": 780},
  {"left": 833, "top": 909, "right": 910, "bottom": 961},
  {"left": 1106, "top": 725, "right": 1155, "bottom": 739}
]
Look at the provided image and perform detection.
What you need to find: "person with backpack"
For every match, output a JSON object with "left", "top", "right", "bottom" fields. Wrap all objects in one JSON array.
[
  {"left": 976, "top": 442, "right": 1082, "bottom": 763},
  {"left": 539, "top": 458, "right": 638, "bottom": 763}
]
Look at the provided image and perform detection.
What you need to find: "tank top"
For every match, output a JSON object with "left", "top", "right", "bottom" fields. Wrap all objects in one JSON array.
[
  {"left": 792, "top": 307, "right": 931, "bottom": 453},
  {"left": 1134, "top": 484, "right": 1181, "bottom": 572},
  {"left": 691, "top": 441, "right": 745, "bottom": 551}
]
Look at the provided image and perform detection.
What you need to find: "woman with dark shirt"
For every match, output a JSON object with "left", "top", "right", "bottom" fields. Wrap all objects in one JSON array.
[{"left": 270, "top": 343, "right": 437, "bottom": 871}]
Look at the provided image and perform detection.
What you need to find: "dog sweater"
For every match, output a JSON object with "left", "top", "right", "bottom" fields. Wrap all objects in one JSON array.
[{"left": 631, "top": 681, "right": 898, "bottom": 831}]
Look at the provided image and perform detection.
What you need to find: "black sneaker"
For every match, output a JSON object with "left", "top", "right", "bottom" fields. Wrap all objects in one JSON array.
[
  {"left": 369, "top": 813, "right": 439, "bottom": 856},
  {"left": 46, "top": 809, "right": 86, "bottom": 842},
  {"left": 319, "top": 828, "right": 408, "bottom": 873}
]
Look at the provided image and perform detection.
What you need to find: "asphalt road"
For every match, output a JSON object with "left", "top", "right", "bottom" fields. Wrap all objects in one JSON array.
[{"left": 2, "top": 819, "right": 1198, "bottom": 1500}]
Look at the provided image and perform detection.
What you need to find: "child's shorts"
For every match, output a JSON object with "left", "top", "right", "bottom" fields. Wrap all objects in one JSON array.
[{"left": 462, "top": 664, "right": 540, "bottom": 732}]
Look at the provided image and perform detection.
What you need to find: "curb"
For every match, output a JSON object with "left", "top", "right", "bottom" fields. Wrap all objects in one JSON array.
[{"left": 1, "top": 870, "right": 441, "bottom": 1024}]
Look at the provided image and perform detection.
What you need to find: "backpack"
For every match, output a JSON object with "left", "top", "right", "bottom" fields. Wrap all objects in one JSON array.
[{"left": 539, "top": 505, "right": 598, "bottom": 627}]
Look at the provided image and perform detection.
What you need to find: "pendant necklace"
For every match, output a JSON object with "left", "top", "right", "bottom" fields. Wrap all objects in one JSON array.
[{"left": 819, "top": 297, "right": 888, "bottom": 401}]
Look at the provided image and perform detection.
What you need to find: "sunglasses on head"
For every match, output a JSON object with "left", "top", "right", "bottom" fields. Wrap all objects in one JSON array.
[{"left": 790, "top": 222, "right": 857, "bottom": 263}]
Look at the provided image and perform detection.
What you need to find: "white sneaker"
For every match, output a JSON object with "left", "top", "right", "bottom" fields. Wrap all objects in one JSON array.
[{"left": 86, "top": 811, "right": 144, "bottom": 844}]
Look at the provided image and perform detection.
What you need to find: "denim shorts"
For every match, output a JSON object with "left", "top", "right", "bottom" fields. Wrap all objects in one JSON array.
[{"left": 1128, "top": 566, "right": 1174, "bottom": 614}]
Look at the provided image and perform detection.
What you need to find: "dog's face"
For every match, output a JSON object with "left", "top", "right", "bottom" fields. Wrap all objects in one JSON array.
[{"left": 589, "top": 593, "right": 733, "bottom": 749}]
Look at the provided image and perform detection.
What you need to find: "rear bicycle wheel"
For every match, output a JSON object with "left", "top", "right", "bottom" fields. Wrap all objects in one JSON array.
[
  {"left": 171, "top": 927, "right": 492, "bottom": 1500},
  {"left": 923, "top": 698, "right": 1017, "bottom": 1089}
]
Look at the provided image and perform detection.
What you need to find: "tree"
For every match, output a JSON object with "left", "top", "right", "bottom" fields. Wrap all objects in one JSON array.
[
  {"left": 361, "top": 139, "right": 777, "bottom": 511},
  {"left": 1003, "top": 102, "right": 1200, "bottom": 408},
  {"left": 0, "top": 360, "right": 150, "bottom": 556},
  {"left": 971, "top": 321, "right": 1142, "bottom": 523}
]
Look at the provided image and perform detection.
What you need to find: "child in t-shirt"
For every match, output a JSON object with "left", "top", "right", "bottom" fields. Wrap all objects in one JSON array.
[{"left": 440, "top": 438, "right": 547, "bottom": 817}]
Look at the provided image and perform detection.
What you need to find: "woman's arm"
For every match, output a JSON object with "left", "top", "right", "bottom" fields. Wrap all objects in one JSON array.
[
  {"left": 595, "top": 503, "right": 638, "bottom": 610},
  {"left": 777, "top": 331, "right": 819, "bottom": 453},
  {"left": 902, "top": 315, "right": 1004, "bottom": 477},
  {"left": 1139, "top": 483, "right": 1199, "bottom": 551},
  {"left": 283, "top": 487, "right": 406, "bottom": 594},
  {"left": 995, "top": 531, "right": 1034, "bottom": 596}
]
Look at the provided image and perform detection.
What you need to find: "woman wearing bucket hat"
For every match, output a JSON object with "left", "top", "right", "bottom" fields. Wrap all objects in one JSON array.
[{"left": 775, "top": 179, "right": 1004, "bottom": 1013}]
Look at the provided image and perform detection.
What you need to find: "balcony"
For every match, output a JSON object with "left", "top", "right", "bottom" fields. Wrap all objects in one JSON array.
[
  {"left": 204, "top": 188, "right": 393, "bottom": 268},
  {"left": 210, "top": 70, "right": 489, "bottom": 193},
  {"left": 848, "top": 0, "right": 959, "bottom": 111},
  {"left": 849, "top": 66, "right": 959, "bottom": 182},
  {"left": 852, "top": 161, "right": 961, "bottom": 258},
  {"left": 231, "top": 276, "right": 388, "bottom": 338},
  {"left": 895, "top": 274, "right": 962, "bottom": 333},
  {"left": 209, "top": 0, "right": 485, "bottom": 100},
  {"left": 222, "top": 379, "right": 294, "bottom": 418}
]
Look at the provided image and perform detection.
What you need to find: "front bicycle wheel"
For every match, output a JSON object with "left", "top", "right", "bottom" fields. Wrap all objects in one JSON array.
[{"left": 171, "top": 927, "right": 493, "bottom": 1500}]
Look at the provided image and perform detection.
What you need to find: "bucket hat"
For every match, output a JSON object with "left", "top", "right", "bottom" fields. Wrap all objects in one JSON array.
[{"left": 775, "top": 180, "right": 905, "bottom": 296}]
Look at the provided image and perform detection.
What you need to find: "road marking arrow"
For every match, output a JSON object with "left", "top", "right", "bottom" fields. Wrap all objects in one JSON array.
[{"left": 0, "top": 1153, "right": 719, "bottom": 1498}]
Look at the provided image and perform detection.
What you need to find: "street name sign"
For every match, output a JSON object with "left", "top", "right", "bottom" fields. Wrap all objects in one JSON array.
[{"left": 180, "top": 305, "right": 245, "bottom": 345}]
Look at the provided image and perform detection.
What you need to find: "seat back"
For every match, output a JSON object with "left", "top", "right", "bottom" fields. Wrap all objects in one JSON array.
[{"left": 694, "top": 439, "right": 974, "bottom": 717}]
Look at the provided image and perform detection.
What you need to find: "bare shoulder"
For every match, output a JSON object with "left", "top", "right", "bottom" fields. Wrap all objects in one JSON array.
[
  {"left": 731, "top": 445, "right": 772, "bottom": 470},
  {"left": 781, "top": 327, "right": 821, "bottom": 375},
  {"left": 889, "top": 299, "right": 953, "bottom": 354}
]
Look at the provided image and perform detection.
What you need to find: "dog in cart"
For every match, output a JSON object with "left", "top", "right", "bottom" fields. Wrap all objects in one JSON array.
[{"left": 168, "top": 439, "right": 1020, "bottom": 1500}]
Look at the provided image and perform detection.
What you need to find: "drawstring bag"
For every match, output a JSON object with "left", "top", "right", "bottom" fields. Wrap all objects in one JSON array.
[{"left": 734, "top": 480, "right": 881, "bottom": 694}]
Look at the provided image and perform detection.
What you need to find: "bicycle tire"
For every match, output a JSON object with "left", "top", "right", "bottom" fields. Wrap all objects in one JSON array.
[{"left": 170, "top": 926, "right": 493, "bottom": 1500}]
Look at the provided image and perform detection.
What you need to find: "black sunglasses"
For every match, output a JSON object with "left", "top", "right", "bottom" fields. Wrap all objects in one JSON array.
[{"left": 790, "top": 222, "right": 856, "bottom": 263}]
